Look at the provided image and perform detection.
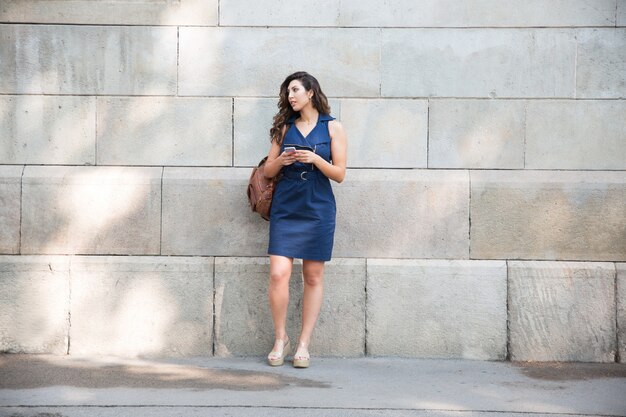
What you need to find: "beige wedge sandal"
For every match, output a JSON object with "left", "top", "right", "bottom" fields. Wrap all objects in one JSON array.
[
  {"left": 293, "top": 341, "right": 310, "bottom": 368},
  {"left": 267, "top": 338, "right": 291, "bottom": 366}
]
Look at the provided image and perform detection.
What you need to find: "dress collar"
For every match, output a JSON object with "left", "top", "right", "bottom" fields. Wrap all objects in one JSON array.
[{"left": 287, "top": 113, "right": 335, "bottom": 124}]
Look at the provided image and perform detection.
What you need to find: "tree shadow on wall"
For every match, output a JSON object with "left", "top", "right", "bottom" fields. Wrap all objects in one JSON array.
[{"left": 0, "top": 11, "right": 226, "bottom": 358}]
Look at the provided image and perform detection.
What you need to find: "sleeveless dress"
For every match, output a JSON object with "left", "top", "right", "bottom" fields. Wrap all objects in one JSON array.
[{"left": 268, "top": 113, "right": 337, "bottom": 261}]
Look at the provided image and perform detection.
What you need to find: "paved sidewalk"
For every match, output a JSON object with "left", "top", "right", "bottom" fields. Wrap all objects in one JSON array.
[{"left": 0, "top": 354, "right": 625, "bottom": 417}]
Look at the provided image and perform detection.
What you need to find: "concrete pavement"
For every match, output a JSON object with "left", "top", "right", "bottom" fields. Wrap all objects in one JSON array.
[{"left": 0, "top": 354, "right": 625, "bottom": 416}]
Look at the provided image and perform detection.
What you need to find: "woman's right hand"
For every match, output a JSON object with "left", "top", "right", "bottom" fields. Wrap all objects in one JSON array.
[{"left": 280, "top": 150, "right": 297, "bottom": 166}]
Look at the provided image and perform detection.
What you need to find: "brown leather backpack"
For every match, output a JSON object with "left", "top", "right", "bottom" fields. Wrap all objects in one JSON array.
[{"left": 247, "top": 156, "right": 275, "bottom": 221}]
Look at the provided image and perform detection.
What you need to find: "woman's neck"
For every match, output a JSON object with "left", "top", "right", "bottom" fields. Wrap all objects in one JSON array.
[{"left": 299, "top": 105, "right": 319, "bottom": 124}]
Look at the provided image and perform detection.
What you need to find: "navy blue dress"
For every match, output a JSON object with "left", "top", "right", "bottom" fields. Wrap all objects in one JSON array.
[{"left": 268, "top": 113, "right": 337, "bottom": 261}]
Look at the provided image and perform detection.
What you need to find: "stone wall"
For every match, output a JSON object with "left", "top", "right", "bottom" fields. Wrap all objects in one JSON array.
[{"left": 0, "top": 0, "right": 624, "bottom": 362}]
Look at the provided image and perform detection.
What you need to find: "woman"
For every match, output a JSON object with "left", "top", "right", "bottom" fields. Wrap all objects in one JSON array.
[{"left": 262, "top": 71, "right": 347, "bottom": 368}]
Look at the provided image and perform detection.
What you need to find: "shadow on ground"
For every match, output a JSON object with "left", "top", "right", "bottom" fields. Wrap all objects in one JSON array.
[
  {"left": 0, "top": 354, "right": 329, "bottom": 391},
  {"left": 514, "top": 361, "right": 626, "bottom": 381}
]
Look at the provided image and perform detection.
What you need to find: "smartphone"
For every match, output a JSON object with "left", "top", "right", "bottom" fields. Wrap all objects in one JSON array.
[{"left": 284, "top": 147, "right": 296, "bottom": 154}]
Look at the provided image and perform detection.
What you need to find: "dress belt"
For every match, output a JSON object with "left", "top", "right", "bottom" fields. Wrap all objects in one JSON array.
[{"left": 282, "top": 169, "right": 319, "bottom": 181}]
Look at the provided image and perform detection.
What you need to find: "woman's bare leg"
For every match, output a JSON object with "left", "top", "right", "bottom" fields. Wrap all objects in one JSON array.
[
  {"left": 268, "top": 255, "right": 293, "bottom": 357},
  {"left": 296, "top": 260, "right": 325, "bottom": 358}
]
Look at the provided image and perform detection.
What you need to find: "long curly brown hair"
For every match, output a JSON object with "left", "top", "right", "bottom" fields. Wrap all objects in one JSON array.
[{"left": 270, "top": 71, "right": 331, "bottom": 145}]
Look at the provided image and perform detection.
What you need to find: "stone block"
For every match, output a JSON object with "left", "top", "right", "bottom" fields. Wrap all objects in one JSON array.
[
  {"left": 526, "top": 100, "right": 626, "bottom": 170},
  {"left": 618, "top": 263, "right": 626, "bottom": 363},
  {"left": 179, "top": 27, "right": 380, "bottom": 97},
  {"left": 0, "top": 95, "right": 95, "bottom": 165},
  {"left": 367, "top": 259, "right": 507, "bottom": 359},
  {"left": 619, "top": 1, "right": 626, "bottom": 26},
  {"left": 97, "top": 97, "right": 232, "bottom": 166},
  {"left": 70, "top": 256, "right": 213, "bottom": 357},
  {"left": 0, "top": 0, "right": 217, "bottom": 25},
  {"left": 220, "top": 0, "right": 339, "bottom": 26},
  {"left": 576, "top": 29, "right": 626, "bottom": 98},
  {"left": 162, "top": 168, "right": 269, "bottom": 256},
  {"left": 0, "top": 25, "right": 177, "bottom": 95},
  {"left": 340, "top": 99, "right": 428, "bottom": 168},
  {"left": 333, "top": 169, "right": 469, "bottom": 259},
  {"left": 172, "top": 169, "right": 469, "bottom": 260},
  {"left": 0, "top": 166, "right": 22, "bottom": 254},
  {"left": 429, "top": 99, "right": 525, "bottom": 169},
  {"left": 340, "top": 0, "right": 617, "bottom": 27},
  {"left": 21, "top": 166, "right": 162, "bottom": 255},
  {"left": 381, "top": 29, "right": 576, "bottom": 98},
  {"left": 508, "top": 261, "right": 616, "bottom": 362},
  {"left": 470, "top": 170, "right": 626, "bottom": 261},
  {"left": 0, "top": 256, "right": 70, "bottom": 354},
  {"left": 214, "top": 257, "right": 365, "bottom": 357},
  {"left": 233, "top": 98, "right": 341, "bottom": 167}
]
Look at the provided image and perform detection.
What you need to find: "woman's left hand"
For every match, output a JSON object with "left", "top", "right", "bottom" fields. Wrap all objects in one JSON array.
[{"left": 294, "top": 150, "right": 320, "bottom": 165}]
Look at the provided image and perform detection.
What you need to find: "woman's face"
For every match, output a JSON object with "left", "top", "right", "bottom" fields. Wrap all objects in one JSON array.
[{"left": 287, "top": 79, "right": 312, "bottom": 112}]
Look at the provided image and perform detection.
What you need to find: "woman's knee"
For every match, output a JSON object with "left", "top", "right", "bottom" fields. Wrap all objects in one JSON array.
[
  {"left": 269, "top": 256, "right": 292, "bottom": 288},
  {"left": 303, "top": 273, "right": 324, "bottom": 287},
  {"left": 302, "top": 262, "right": 325, "bottom": 287},
  {"left": 269, "top": 268, "right": 291, "bottom": 288}
]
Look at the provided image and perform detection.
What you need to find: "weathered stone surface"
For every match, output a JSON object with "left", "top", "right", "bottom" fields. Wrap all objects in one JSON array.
[
  {"left": 0, "top": 166, "right": 22, "bottom": 254},
  {"left": 0, "top": 95, "right": 95, "bottom": 165},
  {"left": 0, "top": 0, "right": 217, "bottom": 25},
  {"left": 70, "top": 256, "right": 213, "bottom": 357},
  {"left": 381, "top": 29, "right": 576, "bottom": 98},
  {"left": 470, "top": 171, "right": 626, "bottom": 261},
  {"left": 162, "top": 168, "right": 269, "bottom": 256},
  {"left": 179, "top": 27, "right": 380, "bottom": 97},
  {"left": 619, "top": 0, "right": 626, "bottom": 26},
  {"left": 234, "top": 98, "right": 341, "bottom": 167},
  {"left": 526, "top": 100, "right": 626, "bottom": 170},
  {"left": 0, "top": 256, "right": 70, "bottom": 354},
  {"left": 234, "top": 98, "right": 277, "bottom": 167},
  {"left": 367, "top": 259, "right": 507, "bottom": 359},
  {"left": 214, "top": 257, "right": 365, "bottom": 357},
  {"left": 340, "top": 99, "right": 428, "bottom": 168},
  {"left": 576, "top": 29, "right": 626, "bottom": 98},
  {"left": 220, "top": 0, "right": 339, "bottom": 26},
  {"left": 333, "top": 169, "right": 469, "bottom": 259},
  {"left": 21, "top": 166, "right": 162, "bottom": 255},
  {"left": 508, "top": 261, "right": 616, "bottom": 362},
  {"left": 164, "top": 168, "right": 469, "bottom": 259},
  {"left": 97, "top": 97, "right": 232, "bottom": 166},
  {"left": 618, "top": 263, "right": 626, "bottom": 363},
  {"left": 340, "top": 0, "right": 617, "bottom": 27},
  {"left": 0, "top": 25, "right": 177, "bottom": 95},
  {"left": 311, "top": 258, "right": 366, "bottom": 356},
  {"left": 429, "top": 99, "right": 525, "bottom": 169}
]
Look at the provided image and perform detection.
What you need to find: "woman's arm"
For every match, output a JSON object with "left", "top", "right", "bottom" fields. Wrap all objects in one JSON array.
[
  {"left": 263, "top": 125, "right": 295, "bottom": 179},
  {"left": 294, "top": 120, "right": 347, "bottom": 183}
]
